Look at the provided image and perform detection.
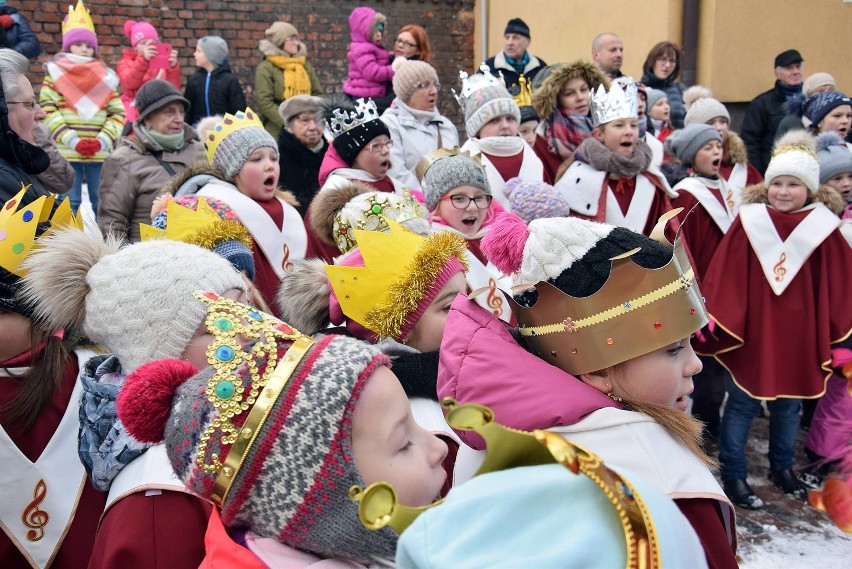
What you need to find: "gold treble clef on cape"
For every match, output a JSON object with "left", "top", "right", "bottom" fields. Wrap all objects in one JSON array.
[
  {"left": 486, "top": 278, "right": 503, "bottom": 317},
  {"left": 773, "top": 252, "right": 787, "bottom": 282},
  {"left": 22, "top": 479, "right": 49, "bottom": 542}
]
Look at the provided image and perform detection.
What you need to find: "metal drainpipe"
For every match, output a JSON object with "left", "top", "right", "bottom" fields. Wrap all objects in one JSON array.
[
  {"left": 480, "top": 0, "right": 488, "bottom": 65},
  {"left": 681, "top": 0, "right": 700, "bottom": 87}
]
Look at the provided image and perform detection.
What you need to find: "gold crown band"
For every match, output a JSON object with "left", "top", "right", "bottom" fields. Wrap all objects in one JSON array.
[
  {"left": 210, "top": 335, "right": 315, "bottom": 506},
  {"left": 519, "top": 268, "right": 695, "bottom": 337}
]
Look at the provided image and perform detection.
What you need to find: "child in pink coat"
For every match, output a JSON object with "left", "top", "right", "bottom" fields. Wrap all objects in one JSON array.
[
  {"left": 118, "top": 20, "right": 181, "bottom": 124},
  {"left": 343, "top": 7, "right": 394, "bottom": 102}
]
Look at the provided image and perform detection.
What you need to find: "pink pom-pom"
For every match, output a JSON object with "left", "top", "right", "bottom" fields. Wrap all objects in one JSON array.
[
  {"left": 117, "top": 359, "right": 198, "bottom": 443},
  {"left": 481, "top": 212, "right": 529, "bottom": 275}
]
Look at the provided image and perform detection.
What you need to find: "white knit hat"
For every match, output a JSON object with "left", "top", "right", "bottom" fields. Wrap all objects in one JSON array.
[
  {"left": 19, "top": 229, "right": 247, "bottom": 373},
  {"left": 764, "top": 130, "right": 820, "bottom": 194}
]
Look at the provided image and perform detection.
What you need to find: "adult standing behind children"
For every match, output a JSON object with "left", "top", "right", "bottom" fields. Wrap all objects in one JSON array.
[
  {"left": 97, "top": 80, "right": 204, "bottom": 242},
  {"left": 0, "top": 1, "right": 40, "bottom": 59},
  {"left": 484, "top": 18, "right": 546, "bottom": 98},
  {"left": 276, "top": 95, "right": 327, "bottom": 216},
  {"left": 118, "top": 20, "right": 180, "bottom": 125},
  {"left": 382, "top": 60, "right": 458, "bottom": 189},
  {"left": 184, "top": 35, "right": 245, "bottom": 127},
  {"left": 393, "top": 24, "right": 430, "bottom": 62},
  {"left": 640, "top": 41, "right": 686, "bottom": 129},
  {"left": 255, "top": 21, "right": 322, "bottom": 138},
  {"left": 40, "top": 1, "right": 124, "bottom": 215}
]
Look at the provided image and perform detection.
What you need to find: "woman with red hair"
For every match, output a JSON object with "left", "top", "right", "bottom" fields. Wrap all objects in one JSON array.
[{"left": 393, "top": 24, "right": 431, "bottom": 62}]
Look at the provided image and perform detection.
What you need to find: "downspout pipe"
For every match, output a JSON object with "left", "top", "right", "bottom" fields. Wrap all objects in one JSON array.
[
  {"left": 681, "top": 0, "right": 699, "bottom": 87},
  {"left": 480, "top": 0, "right": 488, "bottom": 65}
]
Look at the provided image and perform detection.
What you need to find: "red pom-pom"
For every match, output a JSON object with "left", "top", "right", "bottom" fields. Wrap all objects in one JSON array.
[
  {"left": 481, "top": 212, "right": 529, "bottom": 276},
  {"left": 117, "top": 359, "right": 198, "bottom": 443}
]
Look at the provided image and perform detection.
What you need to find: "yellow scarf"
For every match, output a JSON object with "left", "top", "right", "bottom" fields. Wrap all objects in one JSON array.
[{"left": 266, "top": 55, "right": 311, "bottom": 100}]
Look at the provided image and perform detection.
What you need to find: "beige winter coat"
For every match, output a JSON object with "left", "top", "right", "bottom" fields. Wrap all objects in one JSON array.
[{"left": 97, "top": 124, "right": 205, "bottom": 242}]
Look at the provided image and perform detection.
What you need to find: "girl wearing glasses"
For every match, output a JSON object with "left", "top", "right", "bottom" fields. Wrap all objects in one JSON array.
[
  {"left": 343, "top": 6, "right": 395, "bottom": 112},
  {"left": 640, "top": 41, "right": 686, "bottom": 129}
]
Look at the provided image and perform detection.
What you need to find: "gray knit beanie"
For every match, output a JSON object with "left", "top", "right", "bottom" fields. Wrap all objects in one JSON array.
[
  {"left": 645, "top": 88, "right": 667, "bottom": 112},
  {"left": 421, "top": 154, "right": 490, "bottom": 211},
  {"left": 209, "top": 113, "right": 278, "bottom": 179},
  {"left": 198, "top": 35, "right": 228, "bottom": 66},
  {"left": 665, "top": 124, "right": 721, "bottom": 166},
  {"left": 816, "top": 131, "right": 852, "bottom": 185}
]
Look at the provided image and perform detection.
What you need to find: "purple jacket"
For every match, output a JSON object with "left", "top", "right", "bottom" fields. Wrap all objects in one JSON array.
[
  {"left": 437, "top": 295, "right": 617, "bottom": 450},
  {"left": 343, "top": 6, "right": 393, "bottom": 99}
]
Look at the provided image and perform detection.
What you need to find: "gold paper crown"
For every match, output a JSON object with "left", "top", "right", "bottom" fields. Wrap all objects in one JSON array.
[
  {"left": 139, "top": 198, "right": 253, "bottom": 251},
  {"left": 0, "top": 186, "right": 81, "bottom": 277},
  {"left": 350, "top": 399, "right": 661, "bottom": 569},
  {"left": 191, "top": 291, "right": 315, "bottom": 506},
  {"left": 590, "top": 76, "right": 639, "bottom": 128},
  {"left": 62, "top": 0, "right": 95, "bottom": 37},
  {"left": 513, "top": 74, "right": 533, "bottom": 107},
  {"left": 414, "top": 146, "right": 483, "bottom": 184},
  {"left": 511, "top": 211, "right": 708, "bottom": 376},
  {"left": 203, "top": 108, "right": 264, "bottom": 164},
  {"left": 326, "top": 218, "right": 468, "bottom": 340},
  {"left": 332, "top": 189, "right": 427, "bottom": 254}
]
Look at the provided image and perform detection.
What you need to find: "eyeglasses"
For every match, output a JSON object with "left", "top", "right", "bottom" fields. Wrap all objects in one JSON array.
[
  {"left": 158, "top": 106, "right": 185, "bottom": 118},
  {"left": 415, "top": 81, "right": 440, "bottom": 91},
  {"left": 7, "top": 99, "right": 38, "bottom": 110},
  {"left": 366, "top": 140, "right": 393, "bottom": 153},
  {"left": 395, "top": 38, "right": 418, "bottom": 49},
  {"left": 294, "top": 115, "right": 321, "bottom": 126},
  {"left": 285, "top": 35, "right": 300, "bottom": 42},
  {"left": 441, "top": 194, "right": 492, "bottom": 209},
  {"left": 656, "top": 57, "right": 677, "bottom": 64}
]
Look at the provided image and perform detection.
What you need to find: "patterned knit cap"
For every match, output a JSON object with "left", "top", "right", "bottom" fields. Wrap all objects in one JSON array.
[
  {"left": 502, "top": 177, "right": 570, "bottom": 222},
  {"left": 463, "top": 83, "right": 521, "bottom": 138},
  {"left": 802, "top": 90, "right": 852, "bottom": 129},
  {"left": 116, "top": 297, "right": 398, "bottom": 562},
  {"left": 208, "top": 109, "right": 278, "bottom": 179}
]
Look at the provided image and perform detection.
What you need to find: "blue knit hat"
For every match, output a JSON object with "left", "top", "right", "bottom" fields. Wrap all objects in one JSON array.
[{"left": 803, "top": 91, "right": 852, "bottom": 129}]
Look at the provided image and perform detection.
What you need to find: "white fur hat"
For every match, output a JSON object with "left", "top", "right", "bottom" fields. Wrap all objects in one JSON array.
[{"left": 764, "top": 130, "right": 820, "bottom": 194}]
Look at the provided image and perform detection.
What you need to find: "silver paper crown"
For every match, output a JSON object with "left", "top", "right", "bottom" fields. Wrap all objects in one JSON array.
[
  {"left": 452, "top": 63, "right": 508, "bottom": 109},
  {"left": 326, "top": 98, "right": 380, "bottom": 138},
  {"left": 590, "top": 76, "right": 639, "bottom": 128}
]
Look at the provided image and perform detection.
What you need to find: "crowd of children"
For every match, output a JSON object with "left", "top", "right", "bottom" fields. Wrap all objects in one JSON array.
[{"left": 1, "top": 3, "right": 851, "bottom": 568}]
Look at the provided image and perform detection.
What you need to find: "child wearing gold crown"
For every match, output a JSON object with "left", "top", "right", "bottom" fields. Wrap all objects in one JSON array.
[
  {"left": 699, "top": 130, "right": 852, "bottom": 510},
  {"left": 458, "top": 64, "right": 545, "bottom": 210},
  {"left": 39, "top": 1, "right": 125, "bottom": 215},
  {"left": 435, "top": 212, "right": 738, "bottom": 568},
  {"left": 167, "top": 108, "right": 310, "bottom": 316},
  {"left": 530, "top": 60, "right": 609, "bottom": 183},
  {"left": 0, "top": 190, "right": 107, "bottom": 569},
  {"left": 554, "top": 77, "right": 680, "bottom": 239}
]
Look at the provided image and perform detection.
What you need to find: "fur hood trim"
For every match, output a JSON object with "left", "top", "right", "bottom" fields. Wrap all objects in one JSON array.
[
  {"left": 259, "top": 38, "right": 306, "bottom": 58},
  {"left": 276, "top": 258, "right": 331, "bottom": 335},
  {"left": 308, "top": 180, "right": 377, "bottom": 246},
  {"left": 531, "top": 60, "right": 609, "bottom": 123},
  {"left": 724, "top": 131, "right": 748, "bottom": 165},
  {"left": 742, "top": 182, "right": 845, "bottom": 214}
]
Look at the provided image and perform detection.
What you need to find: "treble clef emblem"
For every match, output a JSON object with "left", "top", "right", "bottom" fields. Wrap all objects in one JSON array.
[
  {"left": 282, "top": 244, "right": 293, "bottom": 272},
  {"left": 725, "top": 189, "right": 735, "bottom": 210},
  {"left": 22, "top": 479, "right": 49, "bottom": 542},
  {"left": 773, "top": 252, "right": 787, "bottom": 282},
  {"left": 486, "top": 278, "right": 503, "bottom": 317}
]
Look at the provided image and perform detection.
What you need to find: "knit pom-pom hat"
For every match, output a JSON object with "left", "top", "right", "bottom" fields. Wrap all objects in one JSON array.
[
  {"left": 683, "top": 85, "right": 730, "bottom": 127},
  {"left": 123, "top": 20, "right": 158, "bottom": 47},
  {"left": 115, "top": 298, "right": 397, "bottom": 562},
  {"left": 502, "top": 177, "right": 570, "bottom": 223},
  {"left": 764, "top": 130, "right": 820, "bottom": 194},
  {"left": 18, "top": 227, "right": 246, "bottom": 373},
  {"left": 464, "top": 83, "right": 521, "bottom": 139},
  {"left": 816, "top": 131, "right": 852, "bottom": 185}
]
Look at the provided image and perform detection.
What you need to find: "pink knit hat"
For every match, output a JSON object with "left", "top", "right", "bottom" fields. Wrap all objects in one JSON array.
[{"left": 123, "top": 20, "right": 159, "bottom": 47}]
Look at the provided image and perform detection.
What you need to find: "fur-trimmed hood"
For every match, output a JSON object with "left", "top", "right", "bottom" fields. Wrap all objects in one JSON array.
[
  {"left": 163, "top": 160, "right": 299, "bottom": 206},
  {"left": 258, "top": 38, "right": 307, "bottom": 58},
  {"left": 723, "top": 131, "right": 748, "bottom": 166},
  {"left": 742, "top": 182, "right": 845, "bottom": 215},
  {"left": 531, "top": 60, "right": 609, "bottom": 123}
]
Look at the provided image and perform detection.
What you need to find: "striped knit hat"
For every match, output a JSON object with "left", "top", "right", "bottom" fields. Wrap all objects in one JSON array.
[{"left": 117, "top": 295, "right": 397, "bottom": 561}]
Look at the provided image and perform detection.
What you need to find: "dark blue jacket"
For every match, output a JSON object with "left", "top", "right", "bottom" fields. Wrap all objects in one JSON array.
[{"left": 0, "top": 6, "right": 41, "bottom": 59}]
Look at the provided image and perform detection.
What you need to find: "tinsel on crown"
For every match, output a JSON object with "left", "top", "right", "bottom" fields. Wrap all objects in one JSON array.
[
  {"left": 590, "top": 76, "right": 639, "bottom": 128},
  {"left": 326, "top": 98, "right": 380, "bottom": 138}
]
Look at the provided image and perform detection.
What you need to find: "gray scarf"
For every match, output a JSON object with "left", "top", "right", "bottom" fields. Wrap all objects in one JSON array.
[{"left": 577, "top": 137, "right": 653, "bottom": 179}]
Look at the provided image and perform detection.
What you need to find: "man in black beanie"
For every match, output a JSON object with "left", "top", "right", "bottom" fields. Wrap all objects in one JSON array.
[{"left": 484, "top": 17, "right": 546, "bottom": 98}]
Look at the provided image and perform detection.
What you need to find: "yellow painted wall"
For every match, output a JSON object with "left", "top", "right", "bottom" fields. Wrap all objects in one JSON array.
[{"left": 476, "top": 0, "right": 852, "bottom": 103}]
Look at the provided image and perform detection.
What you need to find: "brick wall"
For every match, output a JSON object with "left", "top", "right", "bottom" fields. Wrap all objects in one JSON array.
[{"left": 22, "top": 0, "right": 476, "bottom": 128}]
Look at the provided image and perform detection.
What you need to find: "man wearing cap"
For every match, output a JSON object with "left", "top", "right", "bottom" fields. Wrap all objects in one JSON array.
[
  {"left": 591, "top": 32, "right": 624, "bottom": 80},
  {"left": 741, "top": 49, "right": 804, "bottom": 173},
  {"left": 277, "top": 95, "right": 328, "bottom": 216},
  {"left": 484, "top": 18, "right": 547, "bottom": 97},
  {"left": 98, "top": 79, "right": 205, "bottom": 242}
]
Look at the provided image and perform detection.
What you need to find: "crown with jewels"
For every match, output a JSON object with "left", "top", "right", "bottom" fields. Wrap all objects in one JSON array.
[
  {"left": 62, "top": 0, "right": 95, "bottom": 37},
  {"left": 325, "top": 98, "right": 381, "bottom": 139},
  {"left": 589, "top": 76, "right": 639, "bottom": 128},
  {"left": 327, "top": 218, "right": 468, "bottom": 340},
  {"left": 0, "top": 185, "right": 81, "bottom": 278},
  {"left": 139, "top": 198, "right": 253, "bottom": 251},
  {"left": 189, "top": 291, "right": 316, "bottom": 505},
  {"left": 451, "top": 63, "right": 508, "bottom": 109},
  {"left": 332, "top": 190, "right": 427, "bottom": 254},
  {"left": 509, "top": 211, "right": 707, "bottom": 376},
  {"left": 203, "top": 108, "right": 264, "bottom": 164},
  {"left": 350, "top": 399, "right": 662, "bottom": 567}
]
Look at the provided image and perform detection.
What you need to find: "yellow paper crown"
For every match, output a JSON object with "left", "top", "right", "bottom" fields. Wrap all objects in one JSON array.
[
  {"left": 0, "top": 186, "right": 81, "bottom": 277},
  {"left": 326, "top": 218, "right": 468, "bottom": 340},
  {"left": 332, "top": 189, "right": 427, "bottom": 254},
  {"left": 62, "top": 0, "right": 95, "bottom": 37},
  {"left": 139, "top": 198, "right": 253, "bottom": 251},
  {"left": 350, "top": 399, "right": 661, "bottom": 569},
  {"left": 202, "top": 108, "right": 264, "bottom": 164}
]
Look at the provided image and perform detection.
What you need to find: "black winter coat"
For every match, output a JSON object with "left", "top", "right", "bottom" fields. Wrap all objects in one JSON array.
[
  {"left": 183, "top": 63, "right": 247, "bottom": 126},
  {"left": 741, "top": 81, "right": 790, "bottom": 174},
  {"left": 277, "top": 128, "right": 328, "bottom": 217}
]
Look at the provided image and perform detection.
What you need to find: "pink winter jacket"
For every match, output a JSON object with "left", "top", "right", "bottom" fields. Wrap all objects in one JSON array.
[
  {"left": 117, "top": 48, "right": 182, "bottom": 123},
  {"left": 437, "top": 295, "right": 617, "bottom": 449},
  {"left": 343, "top": 7, "right": 393, "bottom": 99}
]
